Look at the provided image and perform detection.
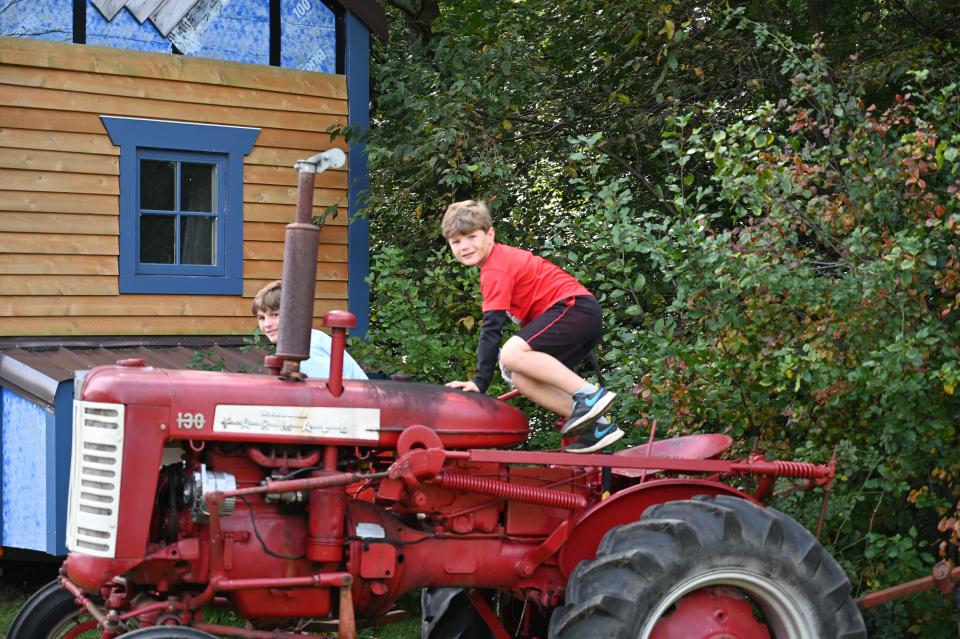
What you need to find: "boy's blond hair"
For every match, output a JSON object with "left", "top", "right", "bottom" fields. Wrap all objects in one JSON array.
[
  {"left": 252, "top": 279, "right": 282, "bottom": 315},
  {"left": 441, "top": 200, "right": 492, "bottom": 239}
]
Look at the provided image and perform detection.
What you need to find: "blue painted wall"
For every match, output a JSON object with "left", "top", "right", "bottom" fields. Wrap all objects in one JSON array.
[
  {"left": 0, "top": 1, "right": 72, "bottom": 42},
  {"left": 1, "top": 390, "right": 48, "bottom": 551},
  {"left": 346, "top": 10, "right": 370, "bottom": 337},
  {"left": 0, "top": 0, "right": 336, "bottom": 72},
  {"left": 0, "top": 385, "right": 73, "bottom": 556},
  {"left": 86, "top": 3, "right": 170, "bottom": 53},
  {"left": 282, "top": 0, "right": 337, "bottom": 73},
  {"left": 162, "top": 1, "right": 270, "bottom": 65}
]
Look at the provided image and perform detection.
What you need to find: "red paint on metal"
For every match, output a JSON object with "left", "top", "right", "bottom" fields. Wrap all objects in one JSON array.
[
  {"left": 323, "top": 312, "right": 357, "bottom": 396},
  {"left": 359, "top": 542, "right": 397, "bottom": 579},
  {"left": 81, "top": 367, "right": 531, "bottom": 450},
  {"left": 324, "top": 310, "right": 358, "bottom": 328},
  {"left": 436, "top": 472, "right": 588, "bottom": 510},
  {"left": 467, "top": 590, "right": 513, "bottom": 639},
  {"left": 215, "top": 573, "right": 352, "bottom": 590},
  {"left": 327, "top": 328, "right": 347, "bottom": 395},
  {"left": 343, "top": 501, "right": 561, "bottom": 618},
  {"left": 558, "top": 480, "right": 756, "bottom": 577},
  {"left": 245, "top": 444, "right": 322, "bottom": 470},
  {"left": 649, "top": 588, "right": 772, "bottom": 639},
  {"left": 115, "top": 358, "right": 146, "bottom": 367},
  {"left": 467, "top": 448, "right": 833, "bottom": 478},
  {"left": 504, "top": 467, "right": 584, "bottom": 536},
  {"left": 396, "top": 423, "right": 443, "bottom": 453},
  {"left": 611, "top": 434, "right": 734, "bottom": 477},
  {"left": 307, "top": 475, "right": 347, "bottom": 563},
  {"left": 516, "top": 520, "right": 572, "bottom": 577}
]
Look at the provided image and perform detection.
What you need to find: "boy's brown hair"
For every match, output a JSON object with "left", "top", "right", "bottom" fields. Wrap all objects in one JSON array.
[
  {"left": 251, "top": 279, "right": 282, "bottom": 315},
  {"left": 441, "top": 200, "right": 492, "bottom": 239}
]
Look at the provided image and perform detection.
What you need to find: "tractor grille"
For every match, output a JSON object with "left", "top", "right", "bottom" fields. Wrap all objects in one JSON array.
[{"left": 66, "top": 400, "right": 125, "bottom": 557}]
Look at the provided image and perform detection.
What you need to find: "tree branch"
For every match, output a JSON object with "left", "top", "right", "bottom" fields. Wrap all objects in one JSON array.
[{"left": 598, "top": 142, "right": 680, "bottom": 217}]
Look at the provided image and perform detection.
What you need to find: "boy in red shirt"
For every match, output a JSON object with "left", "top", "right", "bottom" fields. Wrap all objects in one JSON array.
[{"left": 442, "top": 200, "right": 623, "bottom": 453}]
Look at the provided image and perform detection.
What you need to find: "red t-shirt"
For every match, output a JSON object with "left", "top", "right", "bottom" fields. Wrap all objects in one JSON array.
[{"left": 480, "top": 243, "right": 591, "bottom": 325}]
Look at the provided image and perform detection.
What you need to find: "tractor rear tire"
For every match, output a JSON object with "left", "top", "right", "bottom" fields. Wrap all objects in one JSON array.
[
  {"left": 549, "top": 495, "right": 866, "bottom": 639},
  {"left": 6, "top": 579, "right": 99, "bottom": 639},
  {"left": 120, "top": 628, "right": 217, "bottom": 638}
]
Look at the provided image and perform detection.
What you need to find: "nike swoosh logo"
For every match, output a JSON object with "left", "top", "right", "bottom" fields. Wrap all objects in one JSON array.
[
  {"left": 584, "top": 391, "right": 604, "bottom": 407},
  {"left": 594, "top": 423, "right": 615, "bottom": 438}
]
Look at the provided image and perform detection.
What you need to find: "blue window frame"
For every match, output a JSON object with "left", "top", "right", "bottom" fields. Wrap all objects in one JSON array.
[{"left": 101, "top": 117, "right": 259, "bottom": 295}]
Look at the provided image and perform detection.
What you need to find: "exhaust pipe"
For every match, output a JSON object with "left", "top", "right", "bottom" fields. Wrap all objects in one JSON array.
[{"left": 275, "top": 149, "right": 347, "bottom": 379}]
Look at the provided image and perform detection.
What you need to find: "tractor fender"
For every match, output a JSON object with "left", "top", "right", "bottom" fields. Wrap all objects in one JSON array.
[{"left": 557, "top": 478, "right": 758, "bottom": 577}]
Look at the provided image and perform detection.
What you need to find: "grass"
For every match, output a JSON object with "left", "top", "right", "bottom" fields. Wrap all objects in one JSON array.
[
  {"left": 0, "top": 583, "right": 29, "bottom": 636},
  {"left": 1, "top": 560, "right": 59, "bottom": 636}
]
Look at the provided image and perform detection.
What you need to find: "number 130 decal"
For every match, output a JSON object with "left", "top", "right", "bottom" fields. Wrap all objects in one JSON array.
[{"left": 176, "top": 412, "right": 206, "bottom": 430}]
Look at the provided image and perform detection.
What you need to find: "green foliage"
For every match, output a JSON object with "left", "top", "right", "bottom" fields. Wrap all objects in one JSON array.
[
  {"left": 186, "top": 332, "right": 271, "bottom": 373},
  {"left": 358, "top": 1, "right": 960, "bottom": 634},
  {"left": 601, "top": 23, "right": 959, "bottom": 636},
  {"left": 186, "top": 350, "right": 228, "bottom": 372},
  {"left": 349, "top": 246, "right": 492, "bottom": 384}
]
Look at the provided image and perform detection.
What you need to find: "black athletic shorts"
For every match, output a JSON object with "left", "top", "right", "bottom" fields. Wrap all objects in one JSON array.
[{"left": 516, "top": 295, "right": 602, "bottom": 369}]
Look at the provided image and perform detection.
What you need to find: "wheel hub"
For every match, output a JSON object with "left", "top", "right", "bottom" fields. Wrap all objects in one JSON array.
[{"left": 649, "top": 587, "right": 773, "bottom": 639}]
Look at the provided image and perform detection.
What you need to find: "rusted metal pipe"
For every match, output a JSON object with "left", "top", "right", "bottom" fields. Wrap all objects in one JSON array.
[
  {"left": 275, "top": 149, "right": 346, "bottom": 379},
  {"left": 639, "top": 418, "right": 658, "bottom": 483},
  {"left": 215, "top": 573, "right": 353, "bottom": 590},
  {"left": 857, "top": 561, "right": 960, "bottom": 609},
  {"left": 59, "top": 576, "right": 107, "bottom": 624},
  {"left": 338, "top": 582, "right": 357, "bottom": 639},
  {"left": 224, "top": 471, "right": 388, "bottom": 498},
  {"left": 466, "top": 449, "right": 835, "bottom": 481},
  {"left": 814, "top": 449, "right": 838, "bottom": 540},
  {"left": 323, "top": 310, "right": 356, "bottom": 396}
]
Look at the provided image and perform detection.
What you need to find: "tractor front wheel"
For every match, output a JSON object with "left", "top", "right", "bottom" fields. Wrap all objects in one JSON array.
[
  {"left": 549, "top": 495, "right": 866, "bottom": 639},
  {"left": 6, "top": 579, "right": 99, "bottom": 639}
]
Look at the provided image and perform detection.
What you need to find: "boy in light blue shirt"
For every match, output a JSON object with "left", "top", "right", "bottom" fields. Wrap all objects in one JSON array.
[{"left": 252, "top": 280, "right": 367, "bottom": 380}]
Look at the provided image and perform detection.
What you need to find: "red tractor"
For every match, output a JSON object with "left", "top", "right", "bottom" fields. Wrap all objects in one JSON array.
[{"left": 10, "top": 151, "right": 868, "bottom": 639}]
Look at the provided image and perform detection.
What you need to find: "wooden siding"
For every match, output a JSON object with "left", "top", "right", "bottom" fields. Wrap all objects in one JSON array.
[{"left": 0, "top": 37, "right": 352, "bottom": 337}]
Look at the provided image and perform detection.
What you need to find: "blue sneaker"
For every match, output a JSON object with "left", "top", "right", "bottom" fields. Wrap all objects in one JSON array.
[
  {"left": 565, "top": 421, "right": 624, "bottom": 454},
  {"left": 561, "top": 387, "right": 616, "bottom": 436}
]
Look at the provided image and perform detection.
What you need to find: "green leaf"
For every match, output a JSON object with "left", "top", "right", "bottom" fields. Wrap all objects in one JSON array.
[{"left": 662, "top": 19, "right": 675, "bottom": 41}]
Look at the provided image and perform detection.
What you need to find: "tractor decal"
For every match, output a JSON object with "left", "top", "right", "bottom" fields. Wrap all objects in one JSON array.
[{"left": 213, "top": 404, "right": 381, "bottom": 440}]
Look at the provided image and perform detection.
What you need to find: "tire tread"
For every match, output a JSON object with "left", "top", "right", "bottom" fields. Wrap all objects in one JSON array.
[{"left": 549, "top": 495, "right": 867, "bottom": 639}]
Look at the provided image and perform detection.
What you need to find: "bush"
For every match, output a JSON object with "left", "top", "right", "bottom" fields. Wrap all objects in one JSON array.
[
  {"left": 570, "top": 25, "right": 960, "bottom": 636},
  {"left": 358, "top": 11, "right": 960, "bottom": 636}
]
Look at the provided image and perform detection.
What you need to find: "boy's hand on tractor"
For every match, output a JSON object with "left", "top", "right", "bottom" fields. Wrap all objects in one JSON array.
[{"left": 446, "top": 380, "right": 480, "bottom": 393}]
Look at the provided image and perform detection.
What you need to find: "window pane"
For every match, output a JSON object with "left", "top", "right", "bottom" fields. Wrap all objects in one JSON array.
[
  {"left": 140, "top": 160, "right": 175, "bottom": 210},
  {"left": 181, "top": 216, "right": 216, "bottom": 265},
  {"left": 140, "top": 214, "right": 175, "bottom": 263},
  {"left": 181, "top": 163, "right": 215, "bottom": 212}
]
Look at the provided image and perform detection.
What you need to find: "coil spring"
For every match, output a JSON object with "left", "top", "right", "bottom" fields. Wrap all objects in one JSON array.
[
  {"left": 772, "top": 460, "right": 827, "bottom": 478},
  {"left": 437, "top": 473, "right": 587, "bottom": 510}
]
